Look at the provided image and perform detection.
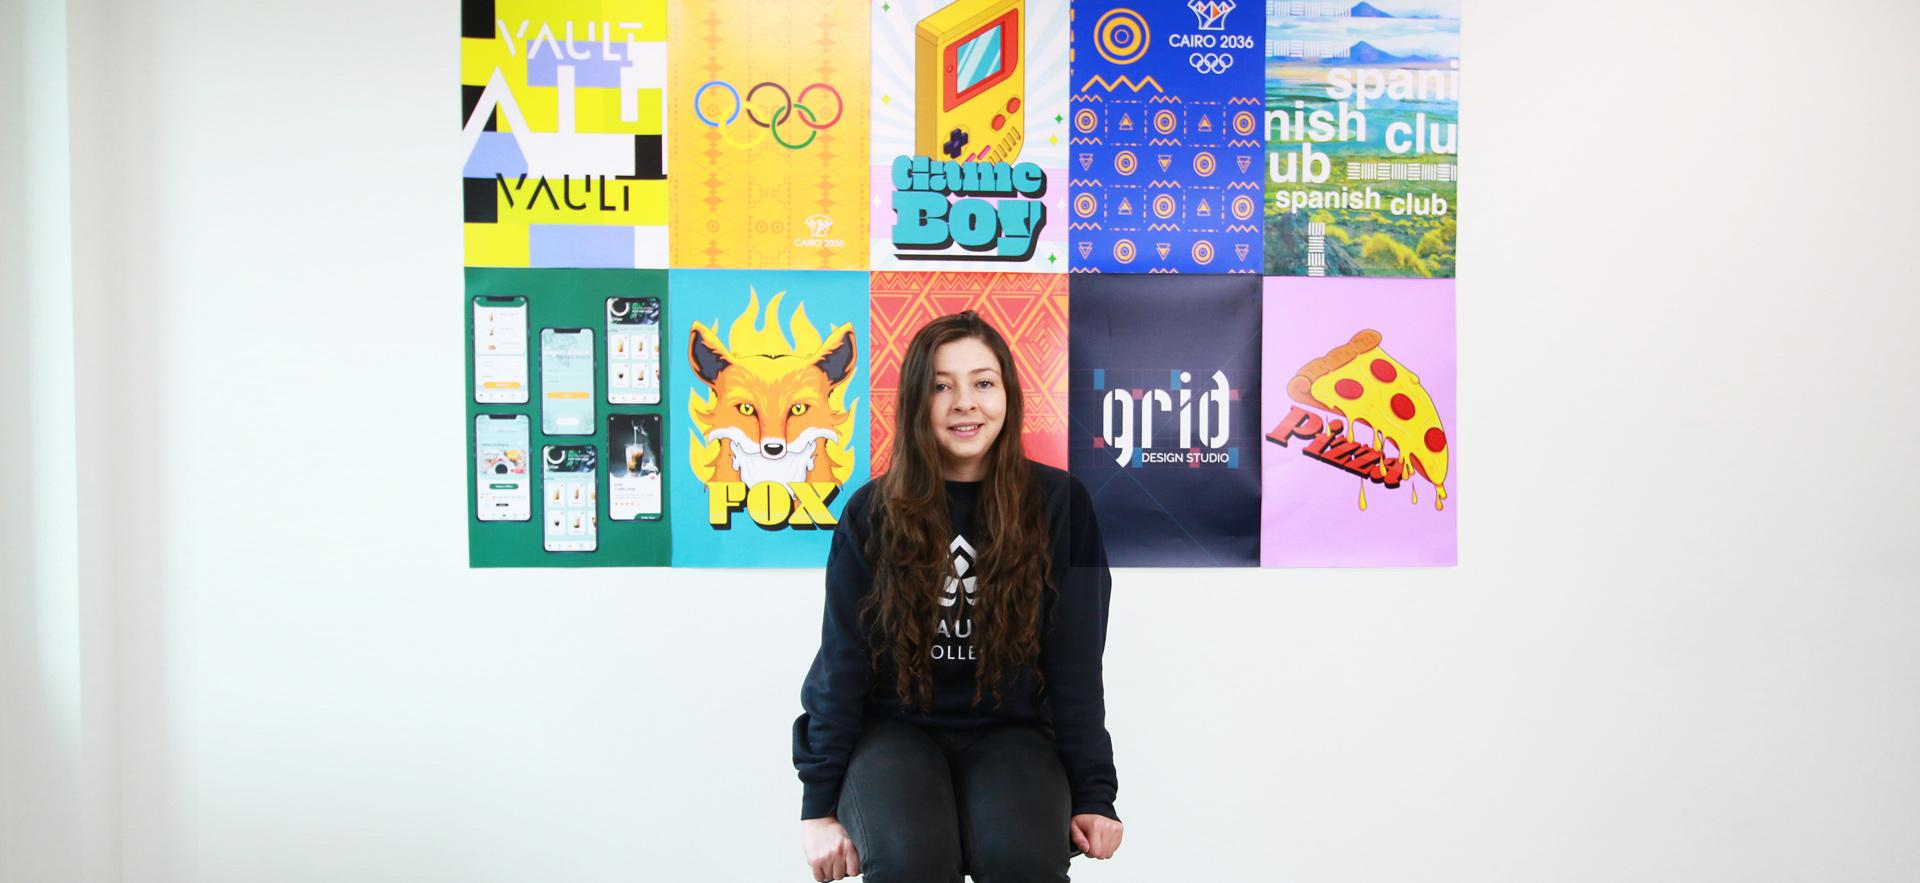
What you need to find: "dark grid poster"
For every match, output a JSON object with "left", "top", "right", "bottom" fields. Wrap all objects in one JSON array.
[{"left": 1068, "top": 275, "right": 1262, "bottom": 566}]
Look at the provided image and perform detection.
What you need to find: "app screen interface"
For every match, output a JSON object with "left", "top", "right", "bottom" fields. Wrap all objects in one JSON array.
[
  {"left": 474, "top": 415, "right": 530, "bottom": 521},
  {"left": 473, "top": 297, "right": 529, "bottom": 403},
  {"left": 609, "top": 413, "right": 664, "bottom": 520},
  {"left": 607, "top": 297, "right": 661, "bottom": 405},
  {"left": 542, "top": 328, "right": 594, "bottom": 435},
  {"left": 542, "top": 445, "right": 597, "bottom": 551}
]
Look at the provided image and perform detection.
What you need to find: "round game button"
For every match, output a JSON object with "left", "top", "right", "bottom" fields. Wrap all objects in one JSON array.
[{"left": 992, "top": 114, "right": 1006, "bottom": 131}]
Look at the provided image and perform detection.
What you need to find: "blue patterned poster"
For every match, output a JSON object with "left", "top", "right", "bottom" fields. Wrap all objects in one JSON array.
[
  {"left": 1068, "top": 274, "right": 1262, "bottom": 566},
  {"left": 1068, "top": 1, "right": 1264, "bottom": 273},
  {"left": 667, "top": 270, "right": 872, "bottom": 567}
]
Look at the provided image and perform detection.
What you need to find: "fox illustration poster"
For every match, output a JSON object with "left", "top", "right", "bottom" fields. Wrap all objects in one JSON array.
[
  {"left": 1261, "top": 277, "right": 1456, "bottom": 566},
  {"left": 668, "top": 270, "right": 871, "bottom": 567}
]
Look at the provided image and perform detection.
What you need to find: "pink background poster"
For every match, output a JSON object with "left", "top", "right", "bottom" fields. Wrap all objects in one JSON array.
[{"left": 1262, "top": 278, "right": 1457, "bottom": 567}]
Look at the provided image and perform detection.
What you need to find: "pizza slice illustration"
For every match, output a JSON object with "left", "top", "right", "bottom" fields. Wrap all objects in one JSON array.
[{"left": 1289, "top": 330, "right": 1449, "bottom": 510}]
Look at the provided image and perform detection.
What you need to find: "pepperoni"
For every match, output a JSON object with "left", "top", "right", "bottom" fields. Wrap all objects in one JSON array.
[
  {"left": 1334, "top": 378, "right": 1364, "bottom": 400},
  {"left": 1425, "top": 427, "right": 1447, "bottom": 452},
  {"left": 1370, "top": 358, "right": 1397, "bottom": 383},
  {"left": 1391, "top": 393, "right": 1416, "bottom": 420}
]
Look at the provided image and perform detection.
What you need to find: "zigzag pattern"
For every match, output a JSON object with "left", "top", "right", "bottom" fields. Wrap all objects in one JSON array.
[
  {"left": 1226, "top": 96, "right": 1260, "bottom": 105},
  {"left": 1225, "top": 180, "right": 1263, "bottom": 190},
  {"left": 867, "top": 273, "right": 1069, "bottom": 475},
  {"left": 1226, "top": 139, "right": 1260, "bottom": 148},
  {"left": 1146, "top": 95, "right": 1182, "bottom": 104},
  {"left": 1080, "top": 74, "right": 1163, "bottom": 93},
  {"left": 1147, "top": 138, "right": 1181, "bottom": 146},
  {"left": 1145, "top": 223, "right": 1180, "bottom": 231},
  {"left": 1224, "top": 223, "right": 1259, "bottom": 233}
]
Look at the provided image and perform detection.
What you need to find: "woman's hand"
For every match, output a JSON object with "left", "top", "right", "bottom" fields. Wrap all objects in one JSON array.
[
  {"left": 801, "top": 816, "right": 861, "bottom": 881},
  {"left": 1071, "top": 813, "right": 1125, "bottom": 859}
]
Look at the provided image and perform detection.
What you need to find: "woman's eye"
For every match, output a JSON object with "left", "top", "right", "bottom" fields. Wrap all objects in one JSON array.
[
  {"left": 790, "top": 403, "right": 809, "bottom": 416},
  {"left": 737, "top": 403, "right": 755, "bottom": 416},
  {"left": 933, "top": 383, "right": 949, "bottom": 392},
  {"left": 976, "top": 380, "right": 994, "bottom": 389}
]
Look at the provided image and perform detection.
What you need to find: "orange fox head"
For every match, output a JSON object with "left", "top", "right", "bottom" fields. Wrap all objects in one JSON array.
[{"left": 687, "top": 289, "right": 859, "bottom": 487}]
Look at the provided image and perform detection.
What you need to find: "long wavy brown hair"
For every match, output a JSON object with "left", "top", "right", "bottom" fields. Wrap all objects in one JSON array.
[{"left": 862, "top": 311, "right": 1052, "bottom": 711}]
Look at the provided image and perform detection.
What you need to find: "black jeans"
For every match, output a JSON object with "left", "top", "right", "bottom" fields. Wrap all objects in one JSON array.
[{"left": 837, "top": 716, "right": 1073, "bottom": 883}]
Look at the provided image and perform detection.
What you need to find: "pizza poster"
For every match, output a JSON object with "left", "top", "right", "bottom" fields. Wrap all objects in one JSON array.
[
  {"left": 869, "top": 272, "right": 1069, "bottom": 476},
  {"left": 1261, "top": 277, "right": 1455, "bottom": 566},
  {"left": 1067, "top": 0, "right": 1264, "bottom": 274},
  {"left": 1263, "top": 0, "right": 1459, "bottom": 278},
  {"left": 668, "top": 0, "right": 870, "bottom": 270},
  {"left": 868, "top": 0, "right": 1071, "bottom": 272},
  {"left": 460, "top": 0, "right": 671, "bottom": 269},
  {"left": 1068, "top": 274, "right": 1261, "bottom": 567},
  {"left": 667, "top": 270, "right": 872, "bottom": 566}
]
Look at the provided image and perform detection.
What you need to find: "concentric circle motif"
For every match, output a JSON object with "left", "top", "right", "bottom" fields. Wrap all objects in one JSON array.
[
  {"left": 1232, "top": 110, "right": 1257, "bottom": 137},
  {"left": 1074, "top": 108, "right": 1099, "bottom": 133},
  {"left": 1231, "top": 194, "right": 1256, "bottom": 220},
  {"left": 1192, "top": 151, "right": 1216, "bottom": 177},
  {"left": 1114, "top": 150, "right": 1138, "bottom": 175},
  {"left": 1095, "top": 9, "right": 1150, "bottom": 66},
  {"left": 1074, "top": 193, "right": 1098, "bottom": 218},
  {"left": 1113, "top": 239, "right": 1137, "bottom": 264},
  {"left": 1153, "top": 109, "right": 1177, "bottom": 134},
  {"left": 1192, "top": 241, "right": 1215, "bottom": 265},
  {"left": 1152, "top": 193, "right": 1176, "bottom": 219}
]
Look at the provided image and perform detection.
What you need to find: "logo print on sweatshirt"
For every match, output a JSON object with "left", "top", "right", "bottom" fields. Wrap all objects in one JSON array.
[{"left": 941, "top": 534, "right": 978, "bottom": 607}]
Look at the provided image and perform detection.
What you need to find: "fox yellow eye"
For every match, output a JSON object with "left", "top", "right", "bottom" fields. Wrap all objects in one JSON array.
[
  {"left": 737, "top": 403, "right": 755, "bottom": 416},
  {"left": 790, "top": 403, "right": 809, "bottom": 416}
]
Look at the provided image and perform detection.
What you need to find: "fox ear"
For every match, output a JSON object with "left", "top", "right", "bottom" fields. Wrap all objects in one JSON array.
[
  {"left": 815, "top": 326, "right": 857, "bottom": 385},
  {"left": 689, "top": 325, "right": 730, "bottom": 385}
]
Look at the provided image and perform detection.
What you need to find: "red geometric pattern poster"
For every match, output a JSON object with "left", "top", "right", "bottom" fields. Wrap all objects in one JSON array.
[{"left": 869, "top": 272, "right": 1069, "bottom": 476}]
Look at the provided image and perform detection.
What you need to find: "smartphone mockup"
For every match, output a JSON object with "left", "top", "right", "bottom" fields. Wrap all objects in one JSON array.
[
  {"left": 474, "top": 414, "right": 531, "bottom": 522},
  {"left": 606, "top": 297, "right": 662, "bottom": 405},
  {"left": 541, "top": 327, "right": 595, "bottom": 435},
  {"left": 473, "top": 296, "right": 530, "bottom": 404},
  {"left": 541, "top": 444, "right": 598, "bottom": 552},
  {"left": 609, "top": 413, "right": 664, "bottom": 521}
]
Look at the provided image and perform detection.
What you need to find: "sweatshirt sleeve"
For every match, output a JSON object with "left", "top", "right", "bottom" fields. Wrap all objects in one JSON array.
[
  {"left": 791, "top": 490, "right": 875, "bottom": 820},
  {"left": 1040, "top": 474, "right": 1120, "bottom": 821}
]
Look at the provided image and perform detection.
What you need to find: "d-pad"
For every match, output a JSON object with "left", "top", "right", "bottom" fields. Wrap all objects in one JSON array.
[{"left": 942, "top": 127, "right": 969, "bottom": 159}]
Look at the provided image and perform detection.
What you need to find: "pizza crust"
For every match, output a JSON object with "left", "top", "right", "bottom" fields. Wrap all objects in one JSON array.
[{"left": 1288, "top": 329, "right": 1382, "bottom": 411}]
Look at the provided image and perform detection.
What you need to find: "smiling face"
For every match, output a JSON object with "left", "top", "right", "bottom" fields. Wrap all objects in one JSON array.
[{"left": 928, "top": 336, "right": 1008, "bottom": 482}]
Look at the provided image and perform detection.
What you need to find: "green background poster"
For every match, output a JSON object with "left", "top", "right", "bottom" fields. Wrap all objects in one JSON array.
[{"left": 465, "top": 268, "right": 673, "bottom": 567}]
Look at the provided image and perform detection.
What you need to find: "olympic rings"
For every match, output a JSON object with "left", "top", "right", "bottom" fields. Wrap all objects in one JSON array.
[
  {"left": 770, "top": 103, "right": 819, "bottom": 150},
  {"left": 693, "top": 79, "right": 843, "bottom": 150},
  {"left": 1188, "top": 52, "right": 1234, "bottom": 75}
]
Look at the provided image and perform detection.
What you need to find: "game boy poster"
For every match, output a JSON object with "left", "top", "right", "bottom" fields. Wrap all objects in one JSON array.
[
  {"left": 1068, "top": 275, "right": 1261, "bottom": 567},
  {"left": 1068, "top": 1, "right": 1264, "bottom": 273},
  {"left": 460, "top": 0, "right": 670, "bottom": 268},
  {"left": 667, "top": 270, "right": 872, "bottom": 567},
  {"left": 869, "top": 272, "right": 1069, "bottom": 476},
  {"left": 668, "top": 0, "right": 870, "bottom": 270},
  {"left": 1262, "top": 278, "right": 1455, "bottom": 566},
  {"left": 1264, "top": 0, "right": 1459, "bottom": 277},
  {"left": 869, "top": 0, "right": 1071, "bottom": 272}
]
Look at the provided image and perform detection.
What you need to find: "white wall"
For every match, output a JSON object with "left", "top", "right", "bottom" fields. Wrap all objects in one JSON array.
[{"left": 10, "top": 0, "right": 1918, "bottom": 880}]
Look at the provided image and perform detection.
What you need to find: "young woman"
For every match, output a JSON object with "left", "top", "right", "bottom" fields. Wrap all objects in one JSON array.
[{"left": 792, "top": 311, "right": 1124, "bottom": 883}]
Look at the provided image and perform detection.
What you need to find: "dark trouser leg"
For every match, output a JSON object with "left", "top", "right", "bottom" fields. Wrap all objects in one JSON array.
[
  {"left": 952, "top": 723, "right": 1073, "bottom": 883},
  {"left": 837, "top": 717, "right": 965, "bottom": 883}
]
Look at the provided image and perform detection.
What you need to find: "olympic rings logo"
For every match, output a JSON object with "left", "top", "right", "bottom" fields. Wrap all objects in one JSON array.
[
  {"left": 1188, "top": 52, "right": 1234, "bottom": 75},
  {"left": 692, "top": 81, "right": 844, "bottom": 151}
]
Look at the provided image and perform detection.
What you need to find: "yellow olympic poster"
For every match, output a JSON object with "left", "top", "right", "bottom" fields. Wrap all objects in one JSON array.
[{"left": 668, "top": 0, "right": 870, "bottom": 269}]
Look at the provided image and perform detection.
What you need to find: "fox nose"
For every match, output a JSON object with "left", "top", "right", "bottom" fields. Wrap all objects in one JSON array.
[{"left": 763, "top": 441, "right": 785, "bottom": 457}]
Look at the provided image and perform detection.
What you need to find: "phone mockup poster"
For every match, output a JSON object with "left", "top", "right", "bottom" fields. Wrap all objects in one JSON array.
[
  {"left": 475, "top": 414, "right": 532, "bottom": 522},
  {"left": 607, "top": 297, "right": 662, "bottom": 405},
  {"left": 610, "top": 413, "right": 665, "bottom": 521},
  {"left": 473, "top": 295, "right": 529, "bottom": 403},
  {"left": 541, "top": 328, "right": 595, "bottom": 435},
  {"left": 542, "top": 445, "right": 598, "bottom": 552}
]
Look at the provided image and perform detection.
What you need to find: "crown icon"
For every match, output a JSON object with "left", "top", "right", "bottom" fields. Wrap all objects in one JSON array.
[{"left": 1188, "top": 0, "right": 1233, "bottom": 31}]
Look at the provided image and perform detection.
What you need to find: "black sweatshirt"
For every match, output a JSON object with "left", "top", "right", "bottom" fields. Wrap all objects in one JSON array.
[{"left": 792, "top": 460, "right": 1118, "bottom": 821}]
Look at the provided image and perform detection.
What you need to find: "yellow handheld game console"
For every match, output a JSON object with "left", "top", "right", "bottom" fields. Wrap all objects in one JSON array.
[{"left": 915, "top": 0, "right": 1025, "bottom": 164}]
